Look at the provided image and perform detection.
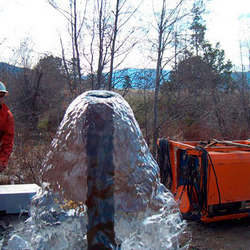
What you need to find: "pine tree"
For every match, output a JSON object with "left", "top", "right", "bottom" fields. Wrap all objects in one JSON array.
[{"left": 189, "top": 0, "right": 206, "bottom": 56}]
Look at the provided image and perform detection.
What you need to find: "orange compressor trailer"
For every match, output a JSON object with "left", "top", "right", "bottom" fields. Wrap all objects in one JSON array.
[{"left": 157, "top": 138, "right": 250, "bottom": 223}]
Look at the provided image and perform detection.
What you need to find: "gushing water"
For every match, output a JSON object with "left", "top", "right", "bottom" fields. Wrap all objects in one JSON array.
[{"left": 5, "top": 91, "right": 189, "bottom": 249}]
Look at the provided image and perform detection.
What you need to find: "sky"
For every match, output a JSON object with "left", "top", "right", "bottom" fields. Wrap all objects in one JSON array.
[
  {"left": 0, "top": 0, "right": 249, "bottom": 70},
  {"left": 206, "top": 0, "right": 250, "bottom": 70}
]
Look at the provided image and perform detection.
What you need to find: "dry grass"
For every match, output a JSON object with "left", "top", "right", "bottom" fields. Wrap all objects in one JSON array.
[{"left": 2, "top": 137, "right": 51, "bottom": 185}]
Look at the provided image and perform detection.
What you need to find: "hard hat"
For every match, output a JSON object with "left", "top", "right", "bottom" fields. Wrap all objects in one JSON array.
[{"left": 0, "top": 81, "right": 8, "bottom": 93}]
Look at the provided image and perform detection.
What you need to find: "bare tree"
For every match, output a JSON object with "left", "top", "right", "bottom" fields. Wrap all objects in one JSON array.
[
  {"left": 95, "top": 0, "right": 110, "bottom": 89},
  {"left": 49, "top": 0, "right": 142, "bottom": 91},
  {"left": 85, "top": 0, "right": 141, "bottom": 89},
  {"left": 107, "top": 0, "right": 141, "bottom": 90},
  {"left": 151, "top": 0, "right": 188, "bottom": 156},
  {"left": 48, "top": 0, "right": 87, "bottom": 95},
  {"left": 107, "top": 0, "right": 120, "bottom": 90},
  {"left": 10, "top": 37, "right": 35, "bottom": 68}
]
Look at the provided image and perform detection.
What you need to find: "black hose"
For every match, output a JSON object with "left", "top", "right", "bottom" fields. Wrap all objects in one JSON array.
[
  {"left": 157, "top": 138, "right": 173, "bottom": 189},
  {"left": 207, "top": 152, "right": 222, "bottom": 204},
  {"left": 195, "top": 146, "right": 221, "bottom": 211}
]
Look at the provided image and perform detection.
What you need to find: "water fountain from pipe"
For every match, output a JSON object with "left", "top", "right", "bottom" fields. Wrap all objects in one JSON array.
[{"left": 7, "top": 90, "right": 188, "bottom": 249}]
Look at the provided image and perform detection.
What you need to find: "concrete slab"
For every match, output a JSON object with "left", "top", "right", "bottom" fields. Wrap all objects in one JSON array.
[{"left": 0, "top": 184, "right": 41, "bottom": 214}]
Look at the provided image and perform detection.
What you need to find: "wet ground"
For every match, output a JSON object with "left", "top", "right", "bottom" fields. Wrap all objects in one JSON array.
[
  {"left": 1, "top": 214, "right": 250, "bottom": 249},
  {"left": 188, "top": 217, "right": 250, "bottom": 250},
  {"left": 0, "top": 213, "right": 29, "bottom": 249}
]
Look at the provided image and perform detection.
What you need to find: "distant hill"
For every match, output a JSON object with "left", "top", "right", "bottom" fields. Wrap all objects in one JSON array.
[
  {"left": 232, "top": 71, "right": 250, "bottom": 83},
  {"left": 112, "top": 69, "right": 250, "bottom": 89},
  {"left": 0, "top": 62, "right": 24, "bottom": 75},
  {"left": 112, "top": 68, "right": 170, "bottom": 89},
  {"left": 0, "top": 62, "right": 249, "bottom": 89}
]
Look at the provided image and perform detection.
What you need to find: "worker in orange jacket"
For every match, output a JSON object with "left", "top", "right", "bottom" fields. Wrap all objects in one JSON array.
[{"left": 0, "top": 82, "right": 14, "bottom": 172}]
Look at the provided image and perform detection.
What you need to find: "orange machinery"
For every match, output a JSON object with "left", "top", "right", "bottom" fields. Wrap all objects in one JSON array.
[{"left": 157, "top": 138, "right": 250, "bottom": 223}]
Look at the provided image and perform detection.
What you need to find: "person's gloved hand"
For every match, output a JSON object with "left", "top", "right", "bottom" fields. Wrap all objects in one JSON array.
[{"left": 0, "top": 165, "right": 6, "bottom": 172}]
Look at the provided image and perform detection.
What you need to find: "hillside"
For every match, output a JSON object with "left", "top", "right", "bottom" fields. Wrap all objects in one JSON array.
[
  {"left": 0, "top": 62, "right": 24, "bottom": 74},
  {"left": 111, "top": 68, "right": 170, "bottom": 89},
  {"left": 111, "top": 68, "right": 250, "bottom": 89},
  {"left": 0, "top": 62, "right": 249, "bottom": 89}
]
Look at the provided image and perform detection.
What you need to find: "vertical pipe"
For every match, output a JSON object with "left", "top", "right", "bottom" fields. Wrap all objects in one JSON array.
[{"left": 86, "top": 103, "right": 117, "bottom": 249}]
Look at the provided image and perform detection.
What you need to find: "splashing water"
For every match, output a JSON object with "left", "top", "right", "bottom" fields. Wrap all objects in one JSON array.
[{"left": 5, "top": 91, "right": 189, "bottom": 249}]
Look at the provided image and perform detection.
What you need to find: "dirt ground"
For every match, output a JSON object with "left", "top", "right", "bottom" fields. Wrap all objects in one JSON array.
[
  {"left": 1, "top": 214, "right": 250, "bottom": 249},
  {"left": 187, "top": 217, "right": 250, "bottom": 250}
]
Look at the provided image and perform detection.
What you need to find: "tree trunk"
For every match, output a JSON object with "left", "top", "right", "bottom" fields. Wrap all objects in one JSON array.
[
  {"left": 107, "top": 0, "right": 120, "bottom": 90},
  {"left": 152, "top": 0, "right": 165, "bottom": 158}
]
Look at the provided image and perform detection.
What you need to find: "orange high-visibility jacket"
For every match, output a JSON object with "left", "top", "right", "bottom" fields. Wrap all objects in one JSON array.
[{"left": 0, "top": 103, "right": 14, "bottom": 167}]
